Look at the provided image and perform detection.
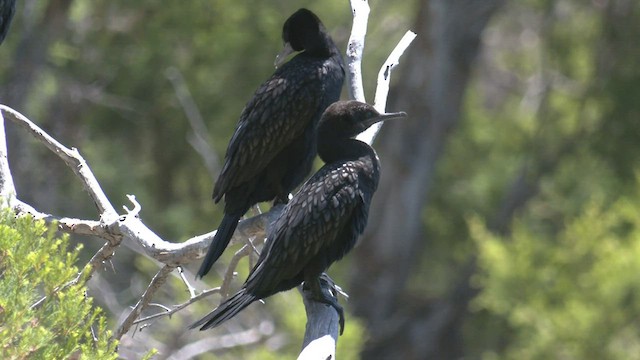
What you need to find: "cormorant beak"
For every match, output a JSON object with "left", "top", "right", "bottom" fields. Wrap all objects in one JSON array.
[
  {"left": 364, "top": 111, "right": 407, "bottom": 128},
  {"left": 274, "top": 42, "right": 295, "bottom": 68}
]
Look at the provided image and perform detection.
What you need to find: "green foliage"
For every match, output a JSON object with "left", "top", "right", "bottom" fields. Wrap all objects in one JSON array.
[
  {"left": 416, "top": 1, "right": 640, "bottom": 357},
  {"left": 472, "top": 193, "right": 640, "bottom": 359},
  {"left": 0, "top": 210, "right": 117, "bottom": 360}
]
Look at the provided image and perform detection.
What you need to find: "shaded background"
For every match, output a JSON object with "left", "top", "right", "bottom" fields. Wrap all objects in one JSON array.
[{"left": 2, "top": 0, "right": 640, "bottom": 358}]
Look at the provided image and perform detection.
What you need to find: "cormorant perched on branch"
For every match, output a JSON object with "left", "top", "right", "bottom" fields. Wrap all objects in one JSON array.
[
  {"left": 191, "top": 101, "right": 407, "bottom": 333},
  {"left": 0, "top": 0, "right": 16, "bottom": 45},
  {"left": 196, "top": 8, "right": 345, "bottom": 279}
]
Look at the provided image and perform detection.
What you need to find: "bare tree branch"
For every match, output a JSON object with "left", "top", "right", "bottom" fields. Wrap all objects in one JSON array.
[
  {"left": 220, "top": 240, "right": 263, "bottom": 299},
  {"left": 373, "top": 31, "right": 418, "bottom": 112},
  {"left": 298, "top": 2, "right": 416, "bottom": 357},
  {"left": 346, "top": 0, "right": 370, "bottom": 102},
  {"left": 0, "top": 105, "right": 118, "bottom": 218},
  {"left": 133, "top": 286, "right": 221, "bottom": 326},
  {"left": 115, "top": 265, "right": 176, "bottom": 340},
  {"left": 178, "top": 266, "right": 197, "bottom": 298},
  {"left": 356, "top": 30, "right": 417, "bottom": 145}
]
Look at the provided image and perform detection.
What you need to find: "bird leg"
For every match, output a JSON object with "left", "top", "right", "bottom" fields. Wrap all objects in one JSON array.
[{"left": 304, "top": 275, "right": 345, "bottom": 335}]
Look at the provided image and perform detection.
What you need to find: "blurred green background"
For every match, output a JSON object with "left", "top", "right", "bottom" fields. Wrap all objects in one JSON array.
[{"left": 1, "top": 0, "right": 640, "bottom": 359}]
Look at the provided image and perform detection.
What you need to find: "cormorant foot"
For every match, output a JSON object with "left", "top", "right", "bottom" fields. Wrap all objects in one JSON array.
[{"left": 306, "top": 276, "right": 346, "bottom": 335}]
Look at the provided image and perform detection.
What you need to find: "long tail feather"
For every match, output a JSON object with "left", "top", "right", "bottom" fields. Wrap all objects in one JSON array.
[
  {"left": 189, "top": 289, "right": 258, "bottom": 330},
  {"left": 197, "top": 213, "right": 242, "bottom": 278}
]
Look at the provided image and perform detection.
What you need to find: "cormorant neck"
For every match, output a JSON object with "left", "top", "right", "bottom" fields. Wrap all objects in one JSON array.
[{"left": 318, "top": 137, "right": 376, "bottom": 164}]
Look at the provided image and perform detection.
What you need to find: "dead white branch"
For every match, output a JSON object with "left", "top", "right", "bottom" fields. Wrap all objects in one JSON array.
[
  {"left": 299, "top": 2, "right": 416, "bottom": 357},
  {"left": 357, "top": 30, "right": 418, "bottom": 144},
  {"left": 346, "top": 0, "right": 371, "bottom": 102},
  {"left": 0, "top": 105, "right": 118, "bottom": 218},
  {"left": 133, "top": 286, "right": 221, "bottom": 326}
]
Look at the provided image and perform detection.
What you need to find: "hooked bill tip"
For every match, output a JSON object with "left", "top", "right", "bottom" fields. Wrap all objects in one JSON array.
[
  {"left": 380, "top": 111, "right": 408, "bottom": 120},
  {"left": 362, "top": 110, "right": 407, "bottom": 129}
]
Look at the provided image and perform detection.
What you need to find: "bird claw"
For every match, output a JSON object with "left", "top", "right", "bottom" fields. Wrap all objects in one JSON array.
[
  {"left": 321, "top": 291, "right": 345, "bottom": 335},
  {"left": 312, "top": 287, "right": 345, "bottom": 335},
  {"left": 307, "top": 275, "right": 347, "bottom": 335},
  {"left": 336, "top": 303, "right": 345, "bottom": 335},
  {"left": 319, "top": 273, "right": 349, "bottom": 300}
]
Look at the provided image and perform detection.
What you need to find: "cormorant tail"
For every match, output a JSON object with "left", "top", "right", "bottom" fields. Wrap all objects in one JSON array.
[
  {"left": 189, "top": 289, "right": 258, "bottom": 330},
  {"left": 197, "top": 213, "right": 242, "bottom": 278}
]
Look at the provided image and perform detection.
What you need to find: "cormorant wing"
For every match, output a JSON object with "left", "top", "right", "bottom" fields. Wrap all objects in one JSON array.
[
  {"left": 213, "top": 63, "right": 324, "bottom": 200},
  {"left": 245, "top": 159, "right": 369, "bottom": 294}
]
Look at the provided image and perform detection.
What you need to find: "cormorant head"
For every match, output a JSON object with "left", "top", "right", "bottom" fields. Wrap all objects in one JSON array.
[
  {"left": 318, "top": 101, "right": 407, "bottom": 140},
  {"left": 275, "top": 8, "right": 330, "bottom": 67}
]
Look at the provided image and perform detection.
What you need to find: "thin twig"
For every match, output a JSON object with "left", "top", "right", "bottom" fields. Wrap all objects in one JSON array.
[
  {"left": 217, "top": 234, "right": 267, "bottom": 300},
  {"left": 122, "top": 194, "right": 141, "bottom": 216},
  {"left": 133, "top": 286, "right": 221, "bottom": 325},
  {"left": 178, "top": 266, "right": 197, "bottom": 298},
  {"left": 114, "top": 265, "right": 176, "bottom": 340},
  {"left": 148, "top": 303, "right": 172, "bottom": 312},
  {"left": 220, "top": 244, "right": 251, "bottom": 299},
  {"left": 247, "top": 237, "right": 259, "bottom": 270},
  {"left": 244, "top": 234, "right": 261, "bottom": 271}
]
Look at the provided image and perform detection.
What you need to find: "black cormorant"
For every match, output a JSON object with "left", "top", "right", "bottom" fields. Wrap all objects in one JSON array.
[
  {"left": 0, "top": 0, "right": 16, "bottom": 45},
  {"left": 191, "top": 101, "right": 407, "bottom": 333},
  {"left": 196, "top": 8, "right": 345, "bottom": 279}
]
